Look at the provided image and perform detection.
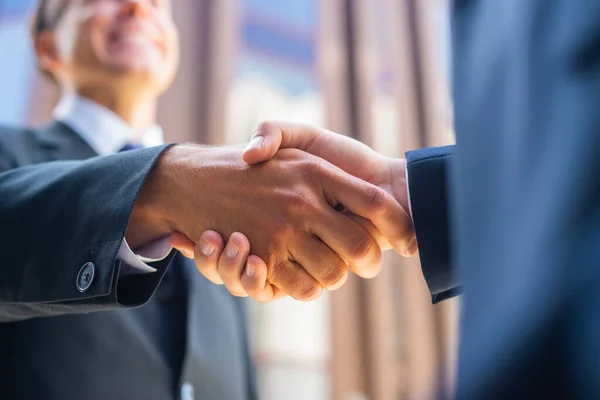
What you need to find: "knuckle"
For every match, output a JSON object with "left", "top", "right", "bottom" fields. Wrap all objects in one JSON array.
[
  {"left": 254, "top": 121, "right": 278, "bottom": 136},
  {"left": 282, "top": 190, "right": 313, "bottom": 214},
  {"left": 304, "top": 159, "right": 322, "bottom": 175},
  {"left": 348, "top": 235, "right": 375, "bottom": 262},
  {"left": 295, "top": 157, "right": 322, "bottom": 178},
  {"left": 366, "top": 186, "right": 389, "bottom": 216},
  {"left": 273, "top": 217, "right": 295, "bottom": 238},
  {"left": 268, "top": 259, "right": 290, "bottom": 282},
  {"left": 321, "top": 264, "right": 348, "bottom": 288},
  {"left": 296, "top": 282, "right": 322, "bottom": 302}
]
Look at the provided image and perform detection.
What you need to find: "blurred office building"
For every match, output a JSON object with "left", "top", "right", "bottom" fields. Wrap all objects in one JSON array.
[{"left": 0, "top": 0, "right": 455, "bottom": 399}]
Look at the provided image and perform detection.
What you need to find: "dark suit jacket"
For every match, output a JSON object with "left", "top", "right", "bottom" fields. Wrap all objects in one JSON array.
[
  {"left": 0, "top": 132, "right": 174, "bottom": 319},
  {"left": 406, "top": 0, "right": 600, "bottom": 398},
  {"left": 0, "top": 122, "right": 258, "bottom": 400}
]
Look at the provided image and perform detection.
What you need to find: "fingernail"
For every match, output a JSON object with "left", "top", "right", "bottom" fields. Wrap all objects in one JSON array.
[
  {"left": 245, "top": 261, "right": 255, "bottom": 278},
  {"left": 226, "top": 243, "right": 239, "bottom": 258},
  {"left": 402, "top": 238, "right": 418, "bottom": 257},
  {"left": 245, "top": 136, "right": 264, "bottom": 152},
  {"left": 200, "top": 239, "right": 215, "bottom": 257}
]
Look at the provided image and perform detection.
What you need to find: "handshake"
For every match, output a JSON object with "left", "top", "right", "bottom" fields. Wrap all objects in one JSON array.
[{"left": 129, "top": 121, "right": 417, "bottom": 303}]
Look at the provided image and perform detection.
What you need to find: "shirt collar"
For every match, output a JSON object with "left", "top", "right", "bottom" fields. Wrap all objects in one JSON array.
[{"left": 53, "top": 93, "right": 164, "bottom": 156}]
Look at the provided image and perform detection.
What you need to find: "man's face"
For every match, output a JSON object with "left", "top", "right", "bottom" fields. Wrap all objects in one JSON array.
[{"left": 49, "top": 0, "right": 179, "bottom": 94}]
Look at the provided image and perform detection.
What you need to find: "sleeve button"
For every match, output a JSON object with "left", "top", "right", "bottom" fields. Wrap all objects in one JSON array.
[{"left": 76, "top": 262, "right": 95, "bottom": 292}]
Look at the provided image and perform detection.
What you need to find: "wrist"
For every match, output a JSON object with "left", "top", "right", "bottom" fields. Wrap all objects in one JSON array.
[
  {"left": 387, "top": 157, "right": 410, "bottom": 216},
  {"left": 126, "top": 144, "right": 247, "bottom": 248},
  {"left": 126, "top": 145, "right": 206, "bottom": 248}
]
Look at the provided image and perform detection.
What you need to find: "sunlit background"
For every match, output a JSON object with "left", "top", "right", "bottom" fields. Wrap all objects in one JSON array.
[{"left": 0, "top": 1, "right": 455, "bottom": 399}]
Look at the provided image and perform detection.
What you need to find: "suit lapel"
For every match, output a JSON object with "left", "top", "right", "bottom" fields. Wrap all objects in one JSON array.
[{"left": 33, "top": 121, "right": 98, "bottom": 161}]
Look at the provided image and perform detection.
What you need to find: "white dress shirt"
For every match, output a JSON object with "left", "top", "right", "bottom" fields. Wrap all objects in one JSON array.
[{"left": 54, "top": 93, "right": 172, "bottom": 275}]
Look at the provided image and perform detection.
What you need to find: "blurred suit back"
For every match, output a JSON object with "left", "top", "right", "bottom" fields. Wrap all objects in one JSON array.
[{"left": 452, "top": 0, "right": 600, "bottom": 398}]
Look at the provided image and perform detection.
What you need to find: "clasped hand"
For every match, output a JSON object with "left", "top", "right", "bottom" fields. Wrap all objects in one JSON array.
[{"left": 171, "top": 121, "right": 417, "bottom": 302}]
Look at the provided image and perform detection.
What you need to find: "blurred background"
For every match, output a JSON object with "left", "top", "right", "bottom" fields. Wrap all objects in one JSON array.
[{"left": 0, "top": 0, "right": 456, "bottom": 399}]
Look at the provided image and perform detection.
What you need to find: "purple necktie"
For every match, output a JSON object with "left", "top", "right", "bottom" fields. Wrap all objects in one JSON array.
[{"left": 119, "top": 142, "right": 143, "bottom": 152}]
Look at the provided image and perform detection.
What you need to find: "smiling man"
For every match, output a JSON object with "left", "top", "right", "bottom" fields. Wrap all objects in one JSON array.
[
  {"left": 0, "top": 1, "right": 258, "bottom": 399},
  {"left": 0, "top": 1, "right": 252, "bottom": 399}
]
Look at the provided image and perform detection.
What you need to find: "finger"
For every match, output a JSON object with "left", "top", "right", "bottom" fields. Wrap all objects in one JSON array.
[
  {"left": 405, "top": 237, "right": 419, "bottom": 257},
  {"left": 311, "top": 206, "right": 382, "bottom": 279},
  {"left": 322, "top": 169, "right": 415, "bottom": 256},
  {"left": 194, "top": 231, "right": 225, "bottom": 285},
  {"left": 243, "top": 121, "right": 309, "bottom": 165},
  {"left": 243, "top": 121, "right": 330, "bottom": 165},
  {"left": 218, "top": 232, "right": 251, "bottom": 297},
  {"left": 344, "top": 212, "right": 393, "bottom": 251},
  {"left": 268, "top": 259, "right": 323, "bottom": 302},
  {"left": 243, "top": 121, "right": 379, "bottom": 178},
  {"left": 240, "top": 255, "right": 286, "bottom": 302},
  {"left": 169, "top": 232, "right": 195, "bottom": 258},
  {"left": 290, "top": 235, "right": 349, "bottom": 291}
]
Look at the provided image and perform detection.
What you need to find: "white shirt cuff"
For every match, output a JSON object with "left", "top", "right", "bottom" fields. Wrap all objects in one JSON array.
[
  {"left": 116, "top": 237, "right": 173, "bottom": 276},
  {"left": 406, "top": 163, "right": 414, "bottom": 219}
]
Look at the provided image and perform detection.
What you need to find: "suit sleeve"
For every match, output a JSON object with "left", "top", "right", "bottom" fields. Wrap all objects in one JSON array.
[
  {"left": 0, "top": 145, "right": 177, "bottom": 321},
  {"left": 405, "top": 145, "right": 461, "bottom": 303}
]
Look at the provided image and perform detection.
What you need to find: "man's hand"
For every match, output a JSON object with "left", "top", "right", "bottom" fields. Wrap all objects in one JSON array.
[
  {"left": 128, "top": 144, "right": 407, "bottom": 301},
  {"left": 174, "top": 121, "right": 418, "bottom": 302},
  {"left": 170, "top": 231, "right": 282, "bottom": 302},
  {"left": 243, "top": 121, "right": 415, "bottom": 255}
]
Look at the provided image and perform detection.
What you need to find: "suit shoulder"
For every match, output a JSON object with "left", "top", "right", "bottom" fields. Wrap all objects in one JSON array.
[
  {"left": 0, "top": 124, "right": 36, "bottom": 149},
  {"left": 0, "top": 125, "right": 40, "bottom": 170},
  {"left": 0, "top": 124, "right": 32, "bottom": 135}
]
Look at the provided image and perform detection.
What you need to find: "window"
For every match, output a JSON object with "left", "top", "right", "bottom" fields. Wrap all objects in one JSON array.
[{"left": 0, "top": 0, "right": 37, "bottom": 125}]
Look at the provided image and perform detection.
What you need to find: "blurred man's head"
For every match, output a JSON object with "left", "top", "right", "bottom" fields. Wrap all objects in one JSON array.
[{"left": 32, "top": 0, "right": 180, "bottom": 97}]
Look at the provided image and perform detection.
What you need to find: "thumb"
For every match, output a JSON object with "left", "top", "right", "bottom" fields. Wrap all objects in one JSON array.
[
  {"left": 242, "top": 120, "right": 327, "bottom": 165},
  {"left": 242, "top": 123, "right": 283, "bottom": 165},
  {"left": 169, "top": 232, "right": 196, "bottom": 259}
]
